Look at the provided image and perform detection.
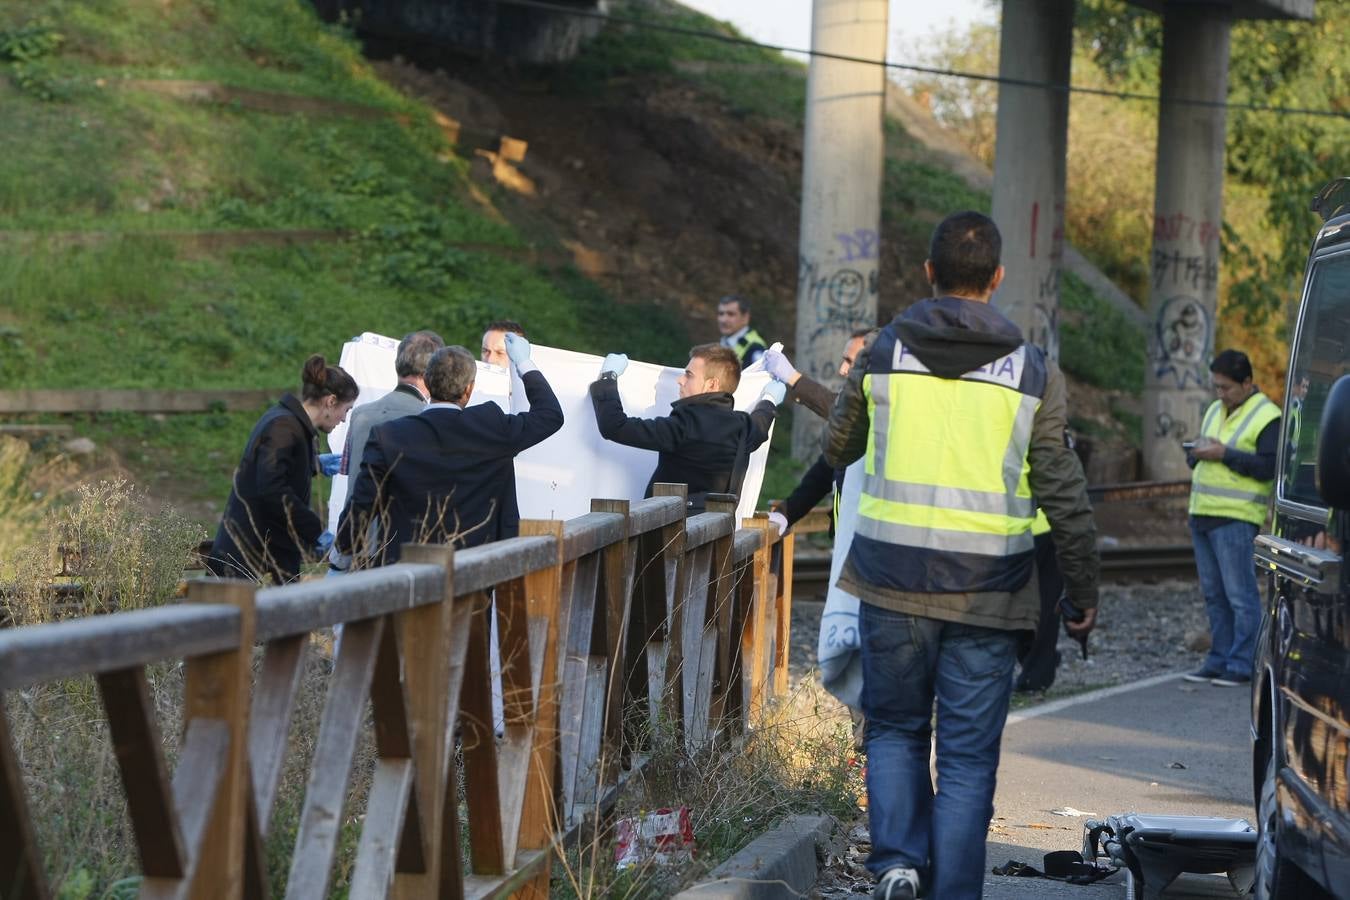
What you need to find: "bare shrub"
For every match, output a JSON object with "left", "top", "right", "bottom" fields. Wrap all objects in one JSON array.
[{"left": 3, "top": 478, "right": 205, "bottom": 625}]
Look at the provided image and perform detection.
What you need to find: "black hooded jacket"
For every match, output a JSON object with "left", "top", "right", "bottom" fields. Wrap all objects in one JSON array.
[{"left": 590, "top": 378, "right": 776, "bottom": 511}]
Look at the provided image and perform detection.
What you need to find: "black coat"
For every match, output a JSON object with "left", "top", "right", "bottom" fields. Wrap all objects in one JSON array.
[
  {"left": 337, "top": 369, "right": 563, "bottom": 565},
  {"left": 590, "top": 378, "right": 776, "bottom": 510},
  {"left": 207, "top": 394, "right": 323, "bottom": 584}
]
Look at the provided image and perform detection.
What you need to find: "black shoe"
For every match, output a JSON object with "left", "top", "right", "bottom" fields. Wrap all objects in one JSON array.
[
  {"left": 1211, "top": 672, "right": 1251, "bottom": 687},
  {"left": 1182, "top": 667, "right": 1222, "bottom": 683}
]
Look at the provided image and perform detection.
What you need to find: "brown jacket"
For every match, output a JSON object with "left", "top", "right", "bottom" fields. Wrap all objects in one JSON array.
[{"left": 823, "top": 299, "right": 1098, "bottom": 631}]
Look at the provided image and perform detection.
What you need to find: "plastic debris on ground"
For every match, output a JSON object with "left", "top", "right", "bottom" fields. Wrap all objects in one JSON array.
[{"left": 614, "top": 806, "right": 695, "bottom": 870}]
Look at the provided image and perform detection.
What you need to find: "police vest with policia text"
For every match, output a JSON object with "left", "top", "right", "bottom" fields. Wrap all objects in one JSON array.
[
  {"left": 848, "top": 327, "right": 1048, "bottom": 595},
  {"left": 1189, "top": 392, "right": 1280, "bottom": 526}
]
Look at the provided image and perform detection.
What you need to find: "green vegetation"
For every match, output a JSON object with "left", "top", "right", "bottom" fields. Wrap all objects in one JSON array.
[
  {"left": 883, "top": 156, "right": 991, "bottom": 244},
  {"left": 0, "top": 0, "right": 691, "bottom": 511},
  {"left": 1059, "top": 270, "right": 1145, "bottom": 392}
]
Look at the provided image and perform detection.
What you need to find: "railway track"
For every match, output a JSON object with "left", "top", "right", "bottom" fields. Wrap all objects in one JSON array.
[{"left": 791, "top": 542, "right": 1196, "bottom": 587}]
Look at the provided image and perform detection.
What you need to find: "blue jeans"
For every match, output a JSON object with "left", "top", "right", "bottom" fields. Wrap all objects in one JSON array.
[
  {"left": 1190, "top": 519, "right": 1261, "bottom": 678},
  {"left": 859, "top": 603, "right": 1018, "bottom": 899}
]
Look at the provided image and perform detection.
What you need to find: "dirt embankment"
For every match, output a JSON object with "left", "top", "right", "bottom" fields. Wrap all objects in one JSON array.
[{"left": 375, "top": 58, "right": 933, "bottom": 349}]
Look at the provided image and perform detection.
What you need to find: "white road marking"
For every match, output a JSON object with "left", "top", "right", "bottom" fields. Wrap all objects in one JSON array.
[{"left": 1005, "top": 671, "right": 1186, "bottom": 725}]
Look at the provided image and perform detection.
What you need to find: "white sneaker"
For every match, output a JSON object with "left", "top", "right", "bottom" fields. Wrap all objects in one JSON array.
[{"left": 874, "top": 866, "right": 921, "bottom": 899}]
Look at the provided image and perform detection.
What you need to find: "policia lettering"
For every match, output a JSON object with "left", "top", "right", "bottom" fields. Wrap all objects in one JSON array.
[
  {"left": 849, "top": 327, "right": 1049, "bottom": 593},
  {"left": 1189, "top": 391, "right": 1280, "bottom": 525}
]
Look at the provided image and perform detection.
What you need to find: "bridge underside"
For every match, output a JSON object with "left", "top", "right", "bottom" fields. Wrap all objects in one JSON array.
[
  {"left": 310, "top": 0, "right": 607, "bottom": 64},
  {"left": 1123, "top": 0, "right": 1313, "bottom": 20}
]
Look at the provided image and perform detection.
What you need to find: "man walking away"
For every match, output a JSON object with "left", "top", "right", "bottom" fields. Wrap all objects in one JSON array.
[
  {"left": 1183, "top": 349, "right": 1280, "bottom": 688},
  {"left": 717, "top": 295, "right": 769, "bottom": 369},
  {"left": 823, "top": 211, "right": 1099, "bottom": 899},
  {"left": 590, "top": 343, "right": 783, "bottom": 513}
]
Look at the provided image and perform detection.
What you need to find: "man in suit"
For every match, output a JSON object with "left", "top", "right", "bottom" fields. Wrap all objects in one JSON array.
[
  {"left": 590, "top": 343, "right": 784, "bottom": 513},
  {"left": 334, "top": 335, "right": 563, "bottom": 567}
]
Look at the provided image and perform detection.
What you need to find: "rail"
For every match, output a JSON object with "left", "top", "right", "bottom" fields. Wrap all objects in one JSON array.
[{"left": 0, "top": 484, "right": 797, "bottom": 898}]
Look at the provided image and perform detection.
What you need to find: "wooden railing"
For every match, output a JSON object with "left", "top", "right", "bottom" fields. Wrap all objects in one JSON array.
[{"left": 0, "top": 484, "right": 796, "bottom": 898}]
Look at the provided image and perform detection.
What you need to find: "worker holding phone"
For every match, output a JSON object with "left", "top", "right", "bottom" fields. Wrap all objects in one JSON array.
[{"left": 1183, "top": 350, "right": 1281, "bottom": 688}]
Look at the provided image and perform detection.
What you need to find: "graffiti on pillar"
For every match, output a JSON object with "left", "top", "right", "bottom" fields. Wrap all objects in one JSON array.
[
  {"left": 1028, "top": 302, "right": 1059, "bottom": 361},
  {"left": 1153, "top": 296, "right": 1211, "bottom": 389},
  {"left": 835, "top": 228, "right": 879, "bottom": 262},
  {"left": 1028, "top": 201, "right": 1065, "bottom": 262},
  {"left": 799, "top": 247, "right": 879, "bottom": 383},
  {"left": 1152, "top": 213, "right": 1221, "bottom": 248},
  {"left": 1152, "top": 249, "right": 1219, "bottom": 293},
  {"left": 1154, "top": 393, "right": 1212, "bottom": 441}
]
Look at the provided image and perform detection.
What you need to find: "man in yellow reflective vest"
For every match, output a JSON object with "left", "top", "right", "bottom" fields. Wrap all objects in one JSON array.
[
  {"left": 824, "top": 211, "right": 1099, "bottom": 900},
  {"left": 1184, "top": 349, "right": 1280, "bottom": 688}
]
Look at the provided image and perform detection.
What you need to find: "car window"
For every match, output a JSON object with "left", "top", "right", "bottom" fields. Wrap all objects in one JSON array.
[{"left": 1282, "top": 250, "right": 1350, "bottom": 507}]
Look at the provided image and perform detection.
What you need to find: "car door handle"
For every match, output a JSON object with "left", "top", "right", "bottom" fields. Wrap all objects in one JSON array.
[{"left": 1254, "top": 533, "right": 1342, "bottom": 596}]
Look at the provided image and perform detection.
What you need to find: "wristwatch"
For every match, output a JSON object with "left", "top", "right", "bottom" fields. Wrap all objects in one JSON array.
[{"left": 599, "top": 370, "right": 619, "bottom": 382}]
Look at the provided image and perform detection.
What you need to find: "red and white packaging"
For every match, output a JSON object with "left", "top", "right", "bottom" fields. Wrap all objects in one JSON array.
[{"left": 614, "top": 806, "right": 696, "bottom": 869}]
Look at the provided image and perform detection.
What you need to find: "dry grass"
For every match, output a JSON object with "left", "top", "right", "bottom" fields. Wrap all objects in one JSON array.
[
  {"left": 0, "top": 434, "right": 75, "bottom": 577},
  {"left": 552, "top": 675, "right": 860, "bottom": 899}
]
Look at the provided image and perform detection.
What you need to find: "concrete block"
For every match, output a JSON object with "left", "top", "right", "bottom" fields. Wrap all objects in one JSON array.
[{"left": 674, "top": 814, "right": 834, "bottom": 900}]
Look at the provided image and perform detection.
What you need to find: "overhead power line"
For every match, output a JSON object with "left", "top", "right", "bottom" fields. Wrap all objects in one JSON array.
[{"left": 488, "top": 0, "right": 1350, "bottom": 121}]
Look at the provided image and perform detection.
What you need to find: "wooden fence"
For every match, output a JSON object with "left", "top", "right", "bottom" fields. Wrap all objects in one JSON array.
[{"left": 0, "top": 484, "right": 797, "bottom": 898}]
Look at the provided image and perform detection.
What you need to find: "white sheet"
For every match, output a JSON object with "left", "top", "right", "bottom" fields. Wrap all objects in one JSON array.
[{"left": 326, "top": 333, "right": 775, "bottom": 532}]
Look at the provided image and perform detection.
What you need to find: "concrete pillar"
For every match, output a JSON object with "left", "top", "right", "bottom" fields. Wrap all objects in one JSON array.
[
  {"left": 792, "top": 0, "right": 889, "bottom": 460},
  {"left": 1143, "top": 5, "right": 1232, "bottom": 479},
  {"left": 990, "top": 0, "right": 1074, "bottom": 363}
]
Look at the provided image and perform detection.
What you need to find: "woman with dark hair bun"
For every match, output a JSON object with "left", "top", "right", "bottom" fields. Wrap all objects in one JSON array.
[{"left": 206, "top": 354, "right": 359, "bottom": 584}]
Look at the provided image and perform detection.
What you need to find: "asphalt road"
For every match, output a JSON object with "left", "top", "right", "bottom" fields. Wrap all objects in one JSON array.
[{"left": 985, "top": 673, "right": 1254, "bottom": 899}]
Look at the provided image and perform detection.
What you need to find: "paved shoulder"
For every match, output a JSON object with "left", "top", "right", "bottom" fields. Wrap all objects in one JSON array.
[{"left": 987, "top": 675, "right": 1253, "bottom": 899}]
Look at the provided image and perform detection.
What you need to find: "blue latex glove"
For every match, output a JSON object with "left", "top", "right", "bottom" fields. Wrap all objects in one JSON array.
[
  {"left": 504, "top": 332, "right": 537, "bottom": 376},
  {"left": 327, "top": 547, "right": 352, "bottom": 574},
  {"left": 600, "top": 353, "right": 629, "bottom": 377},
  {"left": 318, "top": 452, "right": 342, "bottom": 477},
  {"left": 760, "top": 381, "right": 787, "bottom": 407},
  {"left": 762, "top": 348, "right": 798, "bottom": 384},
  {"left": 316, "top": 531, "right": 334, "bottom": 554}
]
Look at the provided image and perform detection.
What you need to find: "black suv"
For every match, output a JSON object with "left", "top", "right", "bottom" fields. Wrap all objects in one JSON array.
[{"left": 1250, "top": 177, "right": 1350, "bottom": 899}]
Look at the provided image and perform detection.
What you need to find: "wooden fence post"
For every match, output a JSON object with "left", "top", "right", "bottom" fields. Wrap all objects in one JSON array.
[
  {"left": 515, "top": 520, "right": 565, "bottom": 900},
  {"left": 590, "top": 499, "right": 631, "bottom": 787},
  {"left": 394, "top": 544, "right": 456, "bottom": 899},
  {"left": 703, "top": 497, "right": 738, "bottom": 731},
  {"left": 0, "top": 695, "right": 47, "bottom": 899},
  {"left": 178, "top": 578, "right": 255, "bottom": 900},
  {"left": 741, "top": 519, "right": 774, "bottom": 724},
  {"left": 773, "top": 530, "right": 795, "bottom": 698}
]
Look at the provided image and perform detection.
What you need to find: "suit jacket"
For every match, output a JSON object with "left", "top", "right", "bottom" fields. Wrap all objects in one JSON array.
[
  {"left": 590, "top": 378, "right": 776, "bottom": 510},
  {"left": 207, "top": 394, "right": 322, "bottom": 583},
  {"left": 337, "top": 370, "right": 563, "bottom": 564},
  {"left": 341, "top": 382, "right": 427, "bottom": 483}
]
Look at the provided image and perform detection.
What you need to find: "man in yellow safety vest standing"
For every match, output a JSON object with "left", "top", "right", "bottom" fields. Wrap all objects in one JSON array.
[
  {"left": 1183, "top": 349, "right": 1280, "bottom": 688},
  {"left": 823, "top": 211, "right": 1099, "bottom": 900}
]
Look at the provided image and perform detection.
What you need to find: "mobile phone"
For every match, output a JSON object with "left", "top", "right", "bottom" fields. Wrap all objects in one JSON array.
[{"left": 1181, "top": 440, "right": 1197, "bottom": 452}]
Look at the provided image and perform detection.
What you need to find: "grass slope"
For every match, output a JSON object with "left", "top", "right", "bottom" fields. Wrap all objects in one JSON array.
[{"left": 0, "top": 0, "right": 691, "bottom": 513}]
